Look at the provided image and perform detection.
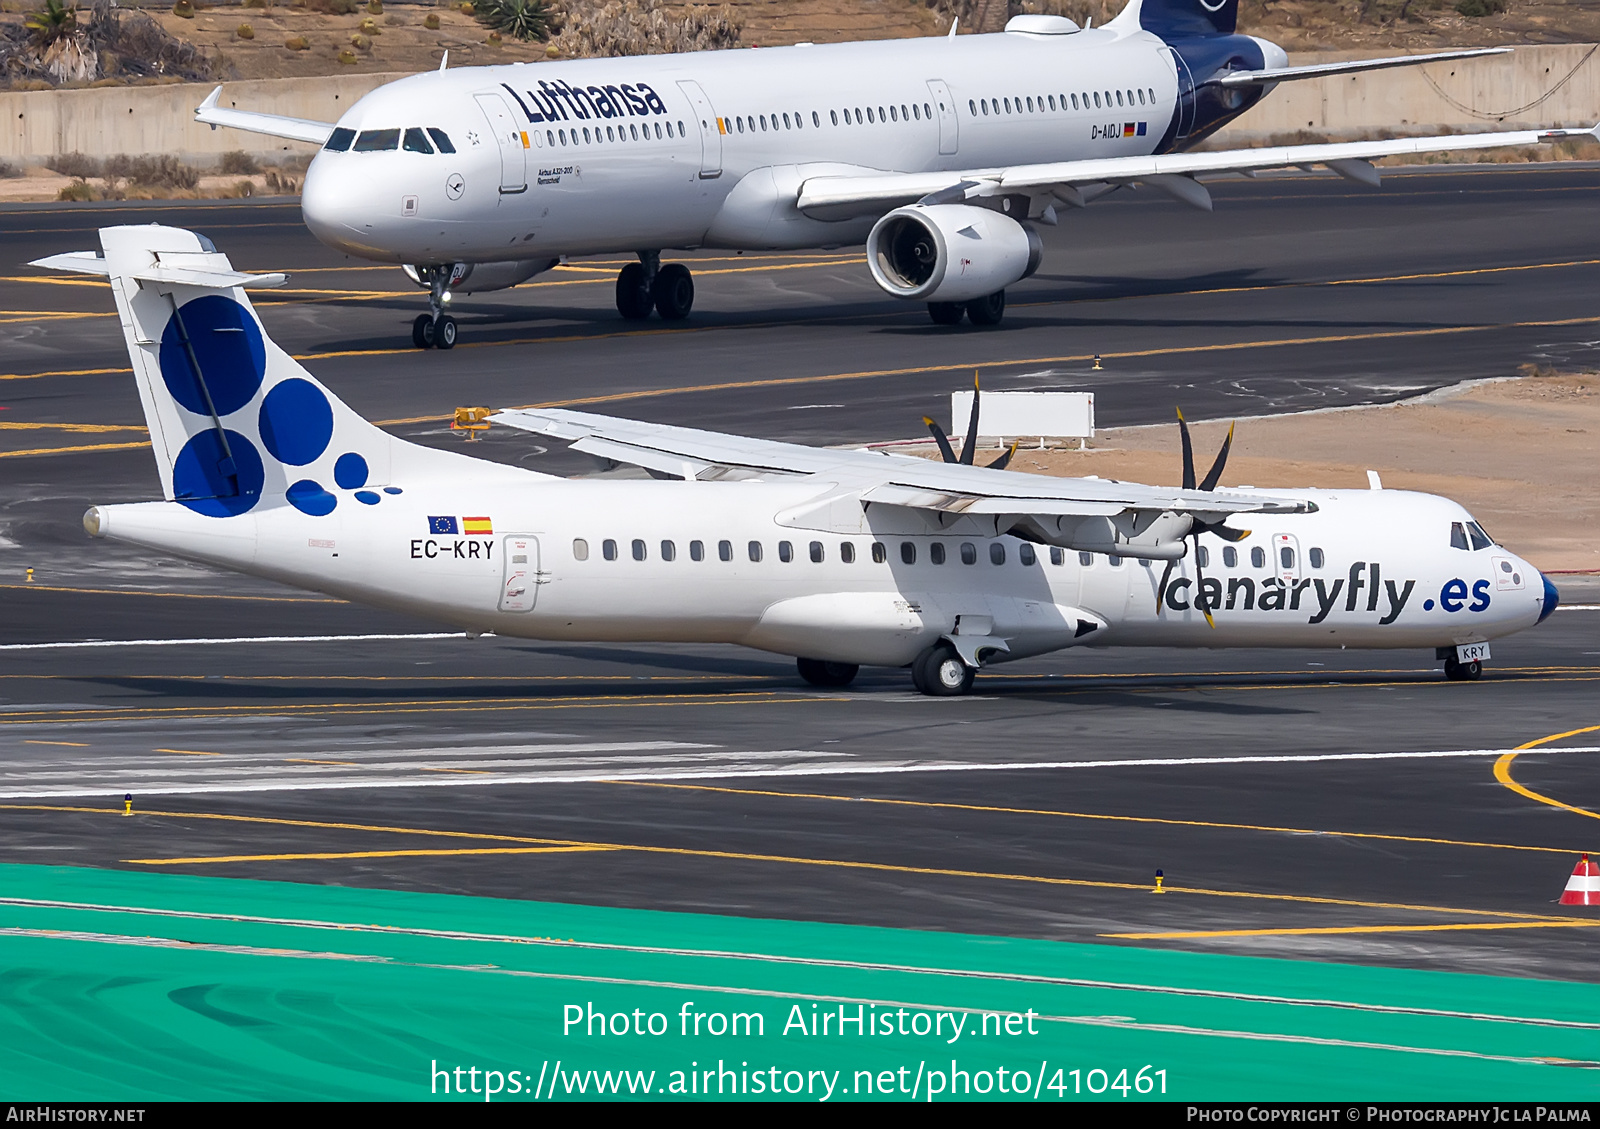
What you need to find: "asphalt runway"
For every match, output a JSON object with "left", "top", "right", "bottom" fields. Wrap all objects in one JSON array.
[{"left": 0, "top": 164, "right": 1597, "bottom": 987}]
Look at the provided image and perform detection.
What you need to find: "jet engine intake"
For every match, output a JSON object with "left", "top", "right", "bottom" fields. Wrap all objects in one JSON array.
[{"left": 866, "top": 204, "right": 1043, "bottom": 303}]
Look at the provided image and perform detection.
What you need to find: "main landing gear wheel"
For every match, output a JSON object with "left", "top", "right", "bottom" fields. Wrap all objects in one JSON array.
[
  {"left": 411, "top": 314, "right": 458, "bottom": 350},
  {"left": 797, "top": 658, "right": 859, "bottom": 688},
  {"left": 927, "top": 301, "right": 965, "bottom": 326},
  {"left": 912, "top": 642, "right": 975, "bottom": 696},
  {"left": 652, "top": 262, "right": 694, "bottom": 320},
  {"left": 616, "top": 261, "right": 654, "bottom": 320},
  {"left": 1444, "top": 657, "right": 1483, "bottom": 681},
  {"left": 966, "top": 289, "right": 1006, "bottom": 326}
]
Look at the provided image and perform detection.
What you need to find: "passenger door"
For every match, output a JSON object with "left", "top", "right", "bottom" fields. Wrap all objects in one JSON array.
[
  {"left": 500, "top": 535, "right": 541, "bottom": 612},
  {"left": 677, "top": 80, "right": 723, "bottom": 179},
  {"left": 474, "top": 91, "right": 527, "bottom": 194},
  {"left": 926, "top": 79, "right": 959, "bottom": 155}
]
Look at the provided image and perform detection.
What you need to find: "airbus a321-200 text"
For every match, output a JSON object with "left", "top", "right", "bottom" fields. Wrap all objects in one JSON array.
[
  {"left": 192, "top": 0, "right": 1600, "bottom": 347},
  {"left": 36, "top": 225, "right": 1559, "bottom": 693}
]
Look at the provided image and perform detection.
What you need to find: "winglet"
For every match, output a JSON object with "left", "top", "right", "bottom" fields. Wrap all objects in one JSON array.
[{"left": 198, "top": 84, "right": 221, "bottom": 112}]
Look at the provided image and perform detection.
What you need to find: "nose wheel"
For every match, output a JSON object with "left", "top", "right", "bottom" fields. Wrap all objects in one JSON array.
[
  {"left": 616, "top": 252, "right": 694, "bottom": 321},
  {"left": 411, "top": 313, "right": 458, "bottom": 350}
]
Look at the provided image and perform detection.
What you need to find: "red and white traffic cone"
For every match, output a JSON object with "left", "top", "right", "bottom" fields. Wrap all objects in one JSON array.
[{"left": 1559, "top": 854, "right": 1600, "bottom": 906}]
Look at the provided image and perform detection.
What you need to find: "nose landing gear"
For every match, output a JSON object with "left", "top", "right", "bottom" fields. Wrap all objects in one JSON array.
[
  {"left": 408, "top": 263, "right": 461, "bottom": 350},
  {"left": 411, "top": 313, "right": 457, "bottom": 350},
  {"left": 616, "top": 251, "right": 694, "bottom": 322}
]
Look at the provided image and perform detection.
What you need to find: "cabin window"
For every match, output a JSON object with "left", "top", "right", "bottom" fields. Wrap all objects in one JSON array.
[
  {"left": 1196, "top": 545, "right": 1209, "bottom": 568},
  {"left": 605, "top": 126, "right": 614, "bottom": 141},
  {"left": 1450, "top": 522, "right": 1470, "bottom": 550},
  {"left": 547, "top": 130, "right": 555, "bottom": 145},
  {"left": 1222, "top": 546, "right": 1237, "bottom": 568},
  {"left": 990, "top": 542, "right": 1006, "bottom": 566},
  {"left": 912, "top": 104, "right": 920, "bottom": 120},
  {"left": 324, "top": 127, "right": 356, "bottom": 151},
  {"left": 631, "top": 538, "right": 646, "bottom": 561},
  {"left": 654, "top": 122, "right": 662, "bottom": 138},
  {"left": 1114, "top": 90, "right": 1123, "bottom": 107},
  {"left": 402, "top": 127, "right": 434, "bottom": 154},
  {"left": 1050, "top": 546, "right": 1064, "bottom": 565},
  {"left": 871, "top": 541, "right": 887, "bottom": 563},
  {"left": 1280, "top": 546, "right": 1295, "bottom": 569},
  {"left": 1251, "top": 546, "right": 1265, "bottom": 569},
  {"left": 1109, "top": 555, "right": 1123, "bottom": 566},
  {"left": 572, "top": 538, "right": 589, "bottom": 561},
  {"left": 1019, "top": 543, "right": 1036, "bottom": 566},
  {"left": 900, "top": 541, "right": 916, "bottom": 565},
  {"left": 840, "top": 541, "right": 856, "bottom": 563},
  {"left": 748, "top": 541, "right": 763, "bottom": 563},
  {"left": 1003, "top": 98, "right": 1012, "bottom": 113},
  {"left": 677, "top": 121, "right": 686, "bottom": 136},
  {"left": 1048, "top": 95, "right": 1057, "bottom": 110},
  {"left": 1079, "top": 551, "right": 1093, "bottom": 566},
  {"left": 1149, "top": 88, "right": 1156, "bottom": 101},
  {"left": 1309, "top": 547, "right": 1324, "bottom": 569},
  {"left": 973, "top": 99, "right": 981, "bottom": 115},
  {"left": 353, "top": 128, "right": 400, "bottom": 151},
  {"left": 736, "top": 118, "right": 744, "bottom": 133},
  {"left": 559, "top": 129, "right": 567, "bottom": 145},
  {"left": 1137, "top": 88, "right": 1146, "bottom": 105},
  {"left": 814, "top": 111, "right": 822, "bottom": 126},
  {"left": 957, "top": 542, "right": 974, "bottom": 565},
  {"left": 924, "top": 102, "right": 932, "bottom": 118},
  {"left": 1141, "top": 558, "right": 1153, "bottom": 569},
  {"left": 778, "top": 540, "right": 792, "bottom": 562},
  {"left": 782, "top": 113, "right": 790, "bottom": 128},
  {"left": 583, "top": 127, "right": 592, "bottom": 143},
  {"left": 1071, "top": 93, "right": 1079, "bottom": 109},
  {"left": 633, "top": 123, "right": 641, "bottom": 140},
  {"left": 866, "top": 107, "right": 874, "bottom": 123},
  {"left": 1092, "top": 92, "right": 1101, "bottom": 108},
  {"left": 809, "top": 540, "right": 824, "bottom": 563},
  {"left": 690, "top": 540, "right": 704, "bottom": 561},
  {"left": 718, "top": 539, "right": 733, "bottom": 562},
  {"left": 661, "top": 540, "right": 676, "bottom": 562},
  {"left": 879, "top": 105, "right": 886, "bottom": 121},
  {"left": 831, "top": 110, "right": 839, "bottom": 125},
  {"left": 1025, "top": 97, "right": 1034, "bottom": 112},
  {"left": 855, "top": 108, "right": 864, "bottom": 124},
  {"left": 760, "top": 115, "right": 768, "bottom": 131},
  {"left": 1467, "top": 522, "right": 1493, "bottom": 550},
  {"left": 930, "top": 542, "right": 946, "bottom": 565},
  {"left": 889, "top": 106, "right": 897, "bottom": 121},
  {"left": 602, "top": 539, "right": 617, "bottom": 561}
]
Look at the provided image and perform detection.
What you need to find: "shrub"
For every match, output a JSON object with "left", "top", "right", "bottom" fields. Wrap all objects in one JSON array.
[
  {"left": 1455, "top": 0, "right": 1505, "bottom": 14},
  {"left": 47, "top": 150, "right": 99, "bottom": 178},
  {"left": 423, "top": 11, "right": 438, "bottom": 28},
  {"left": 285, "top": 34, "right": 308, "bottom": 49},
  {"left": 104, "top": 154, "right": 199, "bottom": 189},
  {"left": 236, "top": 22, "right": 254, "bottom": 38},
  {"left": 549, "top": 0, "right": 740, "bottom": 57},
  {"left": 219, "top": 150, "right": 260, "bottom": 174},
  {"left": 57, "top": 180, "right": 97, "bottom": 201},
  {"left": 0, "top": 159, "right": 21, "bottom": 178},
  {"left": 172, "top": 0, "right": 193, "bottom": 17},
  {"left": 475, "top": 0, "right": 549, "bottom": 42}
]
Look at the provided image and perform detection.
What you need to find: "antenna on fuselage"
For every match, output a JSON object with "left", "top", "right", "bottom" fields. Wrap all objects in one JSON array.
[
  {"left": 947, "top": 17, "right": 958, "bottom": 37},
  {"left": 439, "top": 50, "right": 449, "bottom": 71}
]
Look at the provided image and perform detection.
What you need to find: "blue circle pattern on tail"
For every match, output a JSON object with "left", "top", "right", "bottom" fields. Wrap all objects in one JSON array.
[
  {"left": 258, "top": 378, "right": 334, "bottom": 466},
  {"left": 287, "top": 479, "right": 338, "bottom": 516},
  {"left": 158, "top": 295, "right": 267, "bottom": 416},
  {"left": 334, "top": 452, "right": 368, "bottom": 490},
  {"left": 172, "top": 429, "right": 265, "bottom": 517}
]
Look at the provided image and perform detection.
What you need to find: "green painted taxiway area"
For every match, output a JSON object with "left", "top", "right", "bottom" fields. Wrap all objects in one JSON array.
[{"left": 1, "top": 864, "right": 1597, "bottom": 1101}]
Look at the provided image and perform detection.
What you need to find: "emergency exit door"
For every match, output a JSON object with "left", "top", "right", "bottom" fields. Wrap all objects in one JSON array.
[
  {"left": 677, "top": 79, "right": 723, "bottom": 178},
  {"left": 926, "top": 79, "right": 959, "bottom": 155},
  {"left": 500, "top": 535, "right": 542, "bottom": 612}
]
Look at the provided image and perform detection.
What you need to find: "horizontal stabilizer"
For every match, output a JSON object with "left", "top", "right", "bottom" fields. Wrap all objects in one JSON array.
[
  {"left": 29, "top": 250, "right": 286, "bottom": 289},
  {"left": 1219, "top": 47, "right": 1511, "bottom": 88},
  {"left": 195, "top": 85, "right": 335, "bottom": 146}
]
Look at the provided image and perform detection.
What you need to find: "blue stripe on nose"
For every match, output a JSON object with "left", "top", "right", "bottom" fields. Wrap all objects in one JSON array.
[{"left": 1539, "top": 574, "right": 1561, "bottom": 623}]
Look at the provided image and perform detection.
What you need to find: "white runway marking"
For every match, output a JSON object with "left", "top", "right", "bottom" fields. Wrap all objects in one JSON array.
[
  {"left": 0, "top": 632, "right": 469, "bottom": 651},
  {"left": 0, "top": 744, "right": 1592, "bottom": 799}
]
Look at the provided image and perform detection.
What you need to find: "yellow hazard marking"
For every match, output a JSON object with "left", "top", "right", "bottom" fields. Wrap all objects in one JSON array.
[{"left": 1494, "top": 724, "right": 1600, "bottom": 823}]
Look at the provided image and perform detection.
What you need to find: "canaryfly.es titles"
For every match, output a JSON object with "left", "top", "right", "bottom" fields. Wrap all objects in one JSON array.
[{"left": 501, "top": 79, "right": 669, "bottom": 125}]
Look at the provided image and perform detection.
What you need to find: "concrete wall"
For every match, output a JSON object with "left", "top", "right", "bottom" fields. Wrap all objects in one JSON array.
[
  {"left": 1212, "top": 43, "right": 1600, "bottom": 144},
  {"left": 1, "top": 42, "right": 1596, "bottom": 166},
  {"left": 0, "top": 72, "right": 407, "bottom": 167}
]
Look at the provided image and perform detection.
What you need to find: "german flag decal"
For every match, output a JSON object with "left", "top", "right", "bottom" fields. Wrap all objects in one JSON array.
[{"left": 462, "top": 516, "right": 494, "bottom": 535}]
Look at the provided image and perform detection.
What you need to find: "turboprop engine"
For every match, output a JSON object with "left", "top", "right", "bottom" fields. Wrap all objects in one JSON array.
[
  {"left": 403, "top": 258, "right": 559, "bottom": 296},
  {"left": 866, "top": 203, "right": 1043, "bottom": 303}
]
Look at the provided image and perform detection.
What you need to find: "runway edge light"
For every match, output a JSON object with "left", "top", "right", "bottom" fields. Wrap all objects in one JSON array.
[{"left": 1558, "top": 853, "right": 1600, "bottom": 906}]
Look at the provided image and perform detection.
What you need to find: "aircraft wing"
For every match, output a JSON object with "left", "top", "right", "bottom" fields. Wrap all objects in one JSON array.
[
  {"left": 1218, "top": 47, "right": 1510, "bottom": 88},
  {"left": 493, "top": 407, "right": 1313, "bottom": 531},
  {"left": 795, "top": 123, "right": 1599, "bottom": 216},
  {"left": 194, "top": 85, "right": 334, "bottom": 146}
]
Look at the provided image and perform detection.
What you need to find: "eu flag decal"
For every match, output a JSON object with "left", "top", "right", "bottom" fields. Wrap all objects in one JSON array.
[
  {"left": 428, "top": 515, "right": 459, "bottom": 535},
  {"left": 1137, "top": 121, "right": 1147, "bottom": 136}
]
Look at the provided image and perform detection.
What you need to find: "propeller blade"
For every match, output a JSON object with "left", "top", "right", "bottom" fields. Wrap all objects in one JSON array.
[
  {"left": 1193, "top": 533, "right": 1216, "bottom": 629},
  {"left": 958, "top": 372, "right": 981, "bottom": 466},
  {"left": 1177, "top": 407, "right": 1196, "bottom": 491},
  {"left": 1203, "top": 522, "right": 1251, "bottom": 543},
  {"left": 1156, "top": 557, "right": 1176, "bottom": 612},
  {"left": 985, "top": 441, "right": 1019, "bottom": 471},
  {"left": 1198, "top": 421, "right": 1235, "bottom": 491},
  {"left": 923, "top": 416, "right": 958, "bottom": 464}
]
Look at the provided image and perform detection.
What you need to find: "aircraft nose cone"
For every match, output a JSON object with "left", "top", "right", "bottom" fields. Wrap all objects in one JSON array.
[
  {"left": 1538, "top": 573, "right": 1561, "bottom": 623},
  {"left": 300, "top": 155, "right": 375, "bottom": 255}
]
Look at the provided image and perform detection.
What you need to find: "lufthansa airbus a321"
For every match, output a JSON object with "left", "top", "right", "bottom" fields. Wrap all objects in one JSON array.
[
  {"left": 191, "top": 0, "right": 1597, "bottom": 347},
  {"left": 35, "top": 225, "right": 1559, "bottom": 692}
]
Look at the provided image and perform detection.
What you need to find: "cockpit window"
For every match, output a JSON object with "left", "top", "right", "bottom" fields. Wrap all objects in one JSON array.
[
  {"left": 427, "top": 128, "right": 457, "bottom": 154},
  {"left": 1449, "top": 522, "right": 1470, "bottom": 550},
  {"left": 324, "top": 127, "right": 356, "bottom": 152},
  {"left": 1466, "top": 521, "right": 1493, "bottom": 550},
  {"left": 352, "top": 128, "right": 401, "bottom": 152},
  {"left": 402, "top": 127, "right": 434, "bottom": 154}
]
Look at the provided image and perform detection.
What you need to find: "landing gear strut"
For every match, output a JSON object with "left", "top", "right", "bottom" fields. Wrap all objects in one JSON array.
[
  {"left": 616, "top": 251, "right": 694, "bottom": 321},
  {"left": 410, "top": 264, "right": 458, "bottom": 350},
  {"left": 926, "top": 289, "right": 1005, "bottom": 327}
]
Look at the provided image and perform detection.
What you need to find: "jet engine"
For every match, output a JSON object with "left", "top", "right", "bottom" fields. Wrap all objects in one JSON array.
[
  {"left": 403, "top": 258, "right": 559, "bottom": 296},
  {"left": 865, "top": 204, "right": 1043, "bottom": 303}
]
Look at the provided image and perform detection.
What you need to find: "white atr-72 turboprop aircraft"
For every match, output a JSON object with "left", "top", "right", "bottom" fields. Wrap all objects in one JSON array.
[
  {"left": 193, "top": 0, "right": 1595, "bottom": 347},
  {"left": 37, "top": 225, "right": 1559, "bottom": 693}
]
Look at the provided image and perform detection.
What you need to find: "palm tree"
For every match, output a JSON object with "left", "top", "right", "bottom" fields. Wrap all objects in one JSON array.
[{"left": 25, "top": 0, "right": 96, "bottom": 83}]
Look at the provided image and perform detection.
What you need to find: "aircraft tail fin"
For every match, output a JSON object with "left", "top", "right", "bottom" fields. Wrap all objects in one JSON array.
[
  {"left": 1111, "top": 0, "right": 1237, "bottom": 37},
  {"left": 33, "top": 225, "right": 408, "bottom": 518}
]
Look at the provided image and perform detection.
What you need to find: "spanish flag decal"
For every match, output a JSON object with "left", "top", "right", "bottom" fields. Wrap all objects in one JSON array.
[{"left": 462, "top": 516, "right": 494, "bottom": 535}]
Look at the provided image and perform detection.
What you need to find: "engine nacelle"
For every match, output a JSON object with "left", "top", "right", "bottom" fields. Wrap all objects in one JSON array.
[
  {"left": 403, "top": 258, "right": 559, "bottom": 296},
  {"left": 866, "top": 204, "right": 1043, "bottom": 303}
]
